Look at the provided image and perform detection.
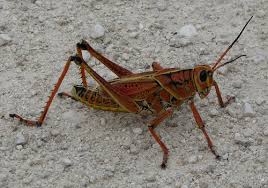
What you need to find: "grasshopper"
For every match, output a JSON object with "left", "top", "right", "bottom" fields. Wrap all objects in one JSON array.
[{"left": 10, "top": 16, "right": 252, "bottom": 168}]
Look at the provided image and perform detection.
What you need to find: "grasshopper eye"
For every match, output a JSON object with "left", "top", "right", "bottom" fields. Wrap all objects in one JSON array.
[{"left": 200, "top": 70, "right": 207, "bottom": 82}]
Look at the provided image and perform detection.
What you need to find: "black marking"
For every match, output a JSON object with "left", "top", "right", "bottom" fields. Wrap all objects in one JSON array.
[
  {"left": 9, "top": 114, "right": 15, "bottom": 118},
  {"left": 74, "top": 85, "right": 87, "bottom": 97},
  {"left": 200, "top": 70, "right": 207, "bottom": 82}
]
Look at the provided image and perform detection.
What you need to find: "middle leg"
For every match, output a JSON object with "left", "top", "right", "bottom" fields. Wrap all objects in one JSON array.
[{"left": 148, "top": 107, "right": 173, "bottom": 169}]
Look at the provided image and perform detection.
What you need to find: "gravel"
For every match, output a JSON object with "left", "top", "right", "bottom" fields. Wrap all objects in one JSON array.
[
  {"left": 15, "top": 132, "right": 27, "bottom": 146},
  {"left": 0, "top": 0, "right": 267, "bottom": 188},
  {"left": 90, "top": 24, "right": 105, "bottom": 39},
  {"left": 243, "top": 102, "right": 255, "bottom": 117},
  {"left": 178, "top": 24, "right": 198, "bottom": 38}
]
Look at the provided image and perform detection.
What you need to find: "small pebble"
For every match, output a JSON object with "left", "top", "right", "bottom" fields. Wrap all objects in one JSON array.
[
  {"left": 132, "top": 127, "right": 143, "bottom": 135},
  {"left": 0, "top": 147, "right": 7, "bottom": 151},
  {"left": 138, "top": 23, "right": 144, "bottom": 30},
  {"left": 130, "top": 144, "right": 139, "bottom": 154},
  {"left": 206, "top": 164, "right": 216, "bottom": 173},
  {"left": 62, "top": 158, "right": 73, "bottom": 167},
  {"left": 16, "top": 145, "right": 23, "bottom": 150},
  {"left": 179, "top": 24, "right": 197, "bottom": 38},
  {"left": 121, "top": 136, "right": 131, "bottom": 149},
  {"left": 234, "top": 133, "right": 252, "bottom": 146},
  {"left": 122, "top": 53, "right": 130, "bottom": 61},
  {"left": 263, "top": 127, "right": 268, "bottom": 136},
  {"left": 243, "top": 128, "right": 254, "bottom": 137},
  {"left": 90, "top": 24, "right": 105, "bottom": 39},
  {"left": 199, "top": 182, "right": 209, "bottom": 188},
  {"left": 100, "top": 118, "right": 106, "bottom": 126},
  {"left": 234, "top": 133, "right": 242, "bottom": 142},
  {"left": 50, "top": 129, "right": 60, "bottom": 137},
  {"left": 222, "top": 153, "right": 229, "bottom": 160},
  {"left": 0, "top": 34, "right": 12, "bottom": 46},
  {"left": 232, "top": 80, "right": 243, "bottom": 89},
  {"left": 226, "top": 107, "right": 238, "bottom": 118},
  {"left": 209, "top": 108, "right": 219, "bottom": 117},
  {"left": 255, "top": 98, "right": 265, "bottom": 106},
  {"left": 243, "top": 102, "right": 255, "bottom": 117},
  {"left": 188, "top": 155, "right": 198, "bottom": 164},
  {"left": 197, "top": 155, "right": 203, "bottom": 161},
  {"left": 16, "top": 132, "right": 27, "bottom": 145},
  {"left": 144, "top": 172, "right": 156, "bottom": 182},
  {"left": 156, "top": 0, "right": 167, "bottom": 11},
  {"left": 129, "top": 32, "right": 139, "bottom": 38}
]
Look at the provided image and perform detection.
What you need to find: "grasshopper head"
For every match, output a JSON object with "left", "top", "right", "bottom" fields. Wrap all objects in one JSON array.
[{"left": 192, "top": 65, "right": 214, "bottom": 99}]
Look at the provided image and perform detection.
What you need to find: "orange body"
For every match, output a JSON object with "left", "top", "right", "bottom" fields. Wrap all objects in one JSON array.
[{"left": 72, "top": 68, "right": 192, "bottom": 113}]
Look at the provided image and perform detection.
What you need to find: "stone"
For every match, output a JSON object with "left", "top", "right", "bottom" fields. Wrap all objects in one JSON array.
[
  {"left": 16, "top": 132, "right": 27, "bottom": 146},
  {"left": 90, "top": 24, "right": 105, "bottom": 39},
  {"left": 129, "top": 32, "right": 139, "bottom": 38},
  {"left": 243, "top": 128, "right": 254, "bottom": 137},
  {"left": 255, "top": 98, "right": 266, "bottom": 106},
  {"left": 0, "top": 34, "right": 12, "bottom": 46},
  {"left": 16, "top": 145, "right": 23, "bottom": 150},
  {"left": 234, "top": 133, "right": 252, "bottom": 147},
  {"left": 157, "top": 0, "right": 167, "bottom": 11},
  {"left": 232, "top": 80, "right": 243, "bottom": 88},
  {"left": 50, "top": 129, "right": 60, "bottom": 137},
  {"left": 122, "top": 53, "right": 130, "bottom": 61},
  {"left": 62, "top": 158, "right": 73, "bottom": 167},
  {"left": 133, "top": 127, "right": 143, "bottom": 135},
  {"left": 199, "top": 182, "right": 209, "bottom": 188},
  {"left": 100, "top": 118, "right": 106, "bottom": 126},
  {"left": 130, "top": 144, "right": 139, "bottom": 154},
  {"left": 243, "top": 102, "right": 255, "bottom": 117},
  {"left": 263, "top": 127, "right": 268, "bottom": 136},
  {"left": 144, "top": 172, "right": 156, "bottom": 182},
  {"left": 179, "top": 24, "right": 197, "bottom": 38},
  {"left": 188, "top": 155, "right": 198, "bottom": 164},
  {"left": 209, "top": 108, "right": 219, "bottom": 117}
]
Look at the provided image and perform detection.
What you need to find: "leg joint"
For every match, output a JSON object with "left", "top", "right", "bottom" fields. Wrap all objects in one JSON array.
[
  {"left": 70, "top": 55, "right": 83, "bottom": 66},
  {"left": 76, "top": 40, "right": 88, "bottom": 50}
]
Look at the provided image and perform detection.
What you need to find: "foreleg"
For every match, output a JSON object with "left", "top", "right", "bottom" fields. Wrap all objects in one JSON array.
[
  {"left": 189, "top": 100, "right": 220, "bottom": 159},
  {"left": 213, "top": 81, "right": 235, "bottom": 108}
]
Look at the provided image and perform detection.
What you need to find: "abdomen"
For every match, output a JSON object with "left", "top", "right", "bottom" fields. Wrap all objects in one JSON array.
[{"left": 71, "top": 85, "right": 127, "bottom": 112}]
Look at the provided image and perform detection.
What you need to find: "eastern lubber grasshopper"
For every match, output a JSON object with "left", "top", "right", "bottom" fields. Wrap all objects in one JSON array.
[{"left": 10, "top": 16, "right": 253, "bottom": 168}]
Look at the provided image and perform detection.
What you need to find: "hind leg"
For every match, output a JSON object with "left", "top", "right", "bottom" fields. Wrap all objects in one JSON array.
[
  {"left": 76, "top": 40, "right": 133, "bottom": 78},
  {"left": 72, "top": 55, "right": 140, "bottom": 113},
  {"left": 10, "top": 57, "right": 76, "bottom": 127}
]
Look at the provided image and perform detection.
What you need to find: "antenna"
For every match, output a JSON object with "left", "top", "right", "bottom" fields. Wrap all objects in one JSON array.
[{"left": 212, "top": 16, "right": 253, "bottom": 71}]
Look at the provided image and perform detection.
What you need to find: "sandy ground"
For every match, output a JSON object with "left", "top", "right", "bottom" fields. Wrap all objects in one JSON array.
[{"left": 0, "top": 0, "right": 267, "bottom": 187}]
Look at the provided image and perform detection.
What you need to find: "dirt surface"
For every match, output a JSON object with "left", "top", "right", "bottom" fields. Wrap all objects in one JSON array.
[{"left": 0, "top": 0, "right": 267, "bottom": 188}]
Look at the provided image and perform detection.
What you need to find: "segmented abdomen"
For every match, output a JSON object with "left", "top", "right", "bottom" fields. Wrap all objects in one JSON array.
[{"left": 72, "top": 85, "right": 126, "bottom": 112}]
